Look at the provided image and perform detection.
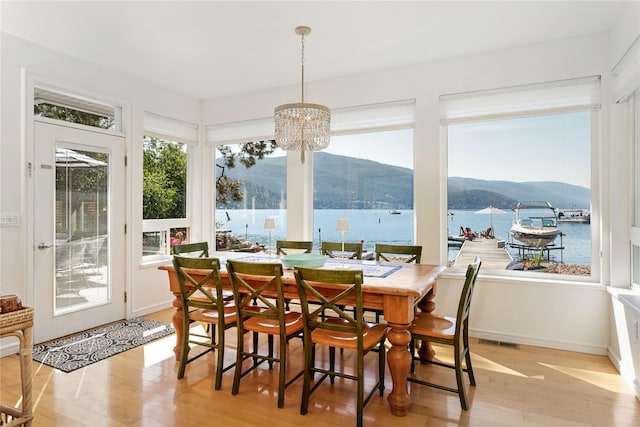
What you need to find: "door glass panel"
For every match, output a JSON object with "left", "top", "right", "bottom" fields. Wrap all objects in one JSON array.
[{"left": 55, "top": 146, "right": 109, "bottom": 312}]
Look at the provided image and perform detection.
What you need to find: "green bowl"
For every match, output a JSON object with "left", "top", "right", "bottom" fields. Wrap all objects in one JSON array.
[{"left": 281, "top": 253, "right": 327, "bottom": 269}]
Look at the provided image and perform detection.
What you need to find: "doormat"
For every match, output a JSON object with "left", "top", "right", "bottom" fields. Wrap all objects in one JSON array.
[{"left": 32, "top": 317, "right": 174, "bottom": 373}]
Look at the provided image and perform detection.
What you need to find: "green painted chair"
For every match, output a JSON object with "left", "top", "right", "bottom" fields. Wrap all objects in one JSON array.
[
  {"left": 172, "top": 241, "right": 209, "bottom": 257},
  {"left": 226, "top": 260, "right": 304, "bottom": 408},
  {"left": 408, "top": 257, "right": 482, "bottom": 410},
  {"left": 172, "top": 255, "right": 236, "bottom": 390},
  {"left": 320, "top": 241, "right": 363, "bottom": 260},
  {"left": 371, "top": 244, "right": 423, "bottom": 321},
  {"left": 374, "top": 243, "right": 422, "bottom": 264},
  {"left": 294, "top": 267, "right": 387, "bottom": 427},
  {"left": 275, "top": 240, "right": 313, "bottom": 255}
]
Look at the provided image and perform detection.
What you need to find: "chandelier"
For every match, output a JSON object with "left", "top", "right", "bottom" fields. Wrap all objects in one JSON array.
[{"left": 274, "top": 26, "right": 331, "bottom": 163}]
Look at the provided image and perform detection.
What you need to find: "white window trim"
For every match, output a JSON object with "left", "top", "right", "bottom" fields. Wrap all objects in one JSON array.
[
  {"left": 441, "top": 77, "right": 601, "bottom": 282},
  {"left": 142, "top": 112, "right": 197, "bottom": 261}
]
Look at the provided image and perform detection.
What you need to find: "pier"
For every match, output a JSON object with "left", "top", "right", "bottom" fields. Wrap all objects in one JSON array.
[{"left": 453, "top": 238, "right": 513, "bottom": 270}]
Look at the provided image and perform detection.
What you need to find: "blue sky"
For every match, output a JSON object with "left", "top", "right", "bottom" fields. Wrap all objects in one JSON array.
[{"left": 322, "top": 111, "right": 591, "bottom": 188}]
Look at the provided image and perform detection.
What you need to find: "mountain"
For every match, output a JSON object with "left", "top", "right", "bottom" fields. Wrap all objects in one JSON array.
[{"left": 216, "top": 152, "right": 590, "bottom": 210}]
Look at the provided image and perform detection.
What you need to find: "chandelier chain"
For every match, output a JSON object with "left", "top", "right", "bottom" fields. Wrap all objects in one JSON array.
[{"left": 300, "top": 31, "right": 305, "bottom": 104}]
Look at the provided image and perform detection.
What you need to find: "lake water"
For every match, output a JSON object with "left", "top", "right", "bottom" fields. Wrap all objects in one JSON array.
[{"left": 217, "top": 209, "right": 592, "bottom": 266}]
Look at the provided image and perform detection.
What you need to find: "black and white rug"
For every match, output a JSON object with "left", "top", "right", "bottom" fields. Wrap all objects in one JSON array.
[{"left": 32, "top": 317, "right": 174, "bottom": 373}]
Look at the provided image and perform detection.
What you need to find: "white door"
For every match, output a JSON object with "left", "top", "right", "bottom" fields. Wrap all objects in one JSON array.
[{"left": 33, "top": 121, "right": 125, "bottom": 343}]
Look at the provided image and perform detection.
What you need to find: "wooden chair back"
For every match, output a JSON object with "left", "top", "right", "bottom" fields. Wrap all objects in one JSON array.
[
  {"left": 320, "top": 241, "right": 363, "bottom": 260},
  {"left": 275, "top": 240, "right": 313, "bottom": 255},
  {"left": 172, "top": 242, "right": 209, "bottom": 257},
  {"left": 294, "top": 267, "right": 364, "bottom": 340},
  {"left": 226, "top": 260, "right": 285, "bottom": 322},
  {"left": 374, "top": 244, "right": 422, "bottom": 263},
  {"left": 172, "top": 255, "right": 224, "bottom": 311}
]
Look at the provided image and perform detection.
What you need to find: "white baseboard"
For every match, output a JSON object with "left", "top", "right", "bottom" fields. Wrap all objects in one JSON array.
[
  {"left": 471, "top": 328, "right": 608, "bottom": 355},
  {"left": 131, "top": 301, "right": 174, "bottom": 319},
  {"left": 608, "top": 346, "right": 640, "bottom": 401},
  {"left": 0, "top": 339, "right": 20, "bottom": 358}
]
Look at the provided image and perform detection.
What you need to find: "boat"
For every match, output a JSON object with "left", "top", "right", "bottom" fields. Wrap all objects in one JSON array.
[
  {"left": 557, "top": 208, "right": 590, "bottom": 224},
  {"left": 510, "top": 201, "right": 561, "bottom": 248},
  {"left": 389, "top": 209, "right": 401, "bottom": 215}
]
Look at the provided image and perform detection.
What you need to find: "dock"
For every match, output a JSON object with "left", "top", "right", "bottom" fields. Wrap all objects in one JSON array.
[{"left": 453, "top": 237, "right": 513, "bottom": 270}]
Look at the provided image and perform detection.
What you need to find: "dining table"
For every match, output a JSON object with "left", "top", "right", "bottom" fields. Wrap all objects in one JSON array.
[{"left": 158, "top": 252, "right": 446, "bottom": 417}]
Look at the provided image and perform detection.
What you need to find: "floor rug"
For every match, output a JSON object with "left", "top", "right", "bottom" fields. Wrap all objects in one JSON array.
[{"left": 32, "top": 317, "right": 174, "bottom": 373}]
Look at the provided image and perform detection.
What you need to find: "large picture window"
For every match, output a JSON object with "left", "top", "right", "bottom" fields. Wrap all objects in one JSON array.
[
  {"left": 313, "top": 129, "right": 414, "bottom": 256},
  {"left": 443, "top": 77, "right": 599, "bottom": 279}
]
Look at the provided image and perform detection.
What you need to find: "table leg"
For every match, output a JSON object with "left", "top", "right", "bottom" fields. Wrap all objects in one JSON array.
[
  {"left": 386, "top": 323, "right": 412, "bottom": 416},
  {"left": 171, "top": 292, "right": 185, "bottom": 361},
  {"left": 416, "top": 288, "right": 436, "bottom": 362}
]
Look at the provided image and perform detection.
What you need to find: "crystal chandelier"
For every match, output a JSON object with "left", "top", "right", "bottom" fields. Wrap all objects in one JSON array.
[{"left": 274, "top": 26, "right": 330, "bottom": 163}]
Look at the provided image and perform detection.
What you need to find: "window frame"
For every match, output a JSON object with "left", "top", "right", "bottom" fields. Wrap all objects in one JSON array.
[
  {"left": 141, "top": 113, "right": 198, "bottom": 263},
  {"left": 441, "top": 77, "right": 601, "bottom": 283}
]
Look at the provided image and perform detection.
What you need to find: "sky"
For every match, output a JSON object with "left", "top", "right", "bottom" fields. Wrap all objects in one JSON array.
[{"left": 322, "top": 111, "right": 591, "bottom": 188}]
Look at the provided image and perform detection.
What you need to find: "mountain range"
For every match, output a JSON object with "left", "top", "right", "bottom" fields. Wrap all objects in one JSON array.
[{"left": 217, "top": 152, "right": 590, "bottom": 210}]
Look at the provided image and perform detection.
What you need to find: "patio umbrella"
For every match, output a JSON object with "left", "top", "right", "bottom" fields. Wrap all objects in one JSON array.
[{"left": 474, "top": 205, "right": 507, "bottom": 229}]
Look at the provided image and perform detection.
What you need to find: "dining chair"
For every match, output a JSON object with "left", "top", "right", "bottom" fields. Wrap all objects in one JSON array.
[
  {"left": 275, "top": 240, "right": 313, "bottom": 255},
  {"left": 374, "top": 243, "right": 422, "bottom": 264},
  {"left": 172, "top": 241, "right": 209, "bottom": 257},
  {"left": 226, "top": 260, "right": 305, "bottom": 408},
  {"left": 172, "top": 255, "right": 237, "bottom": 390},
  {"left": 320, "top": 241, "right": 363, "bottom": 260},
  {"left": 294, "top": 267, "right": 387, "bottom": 427},
  {"left": 370, "top": 243, "right": 423, "bottom": 321},
  {"left": 408, "top": 256, "right": 481, "bottom": 410}
]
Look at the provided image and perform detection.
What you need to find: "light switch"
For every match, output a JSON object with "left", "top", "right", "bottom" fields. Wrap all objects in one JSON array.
[{"left": 0, "top": 213, "right": 20, "bottom": 227}]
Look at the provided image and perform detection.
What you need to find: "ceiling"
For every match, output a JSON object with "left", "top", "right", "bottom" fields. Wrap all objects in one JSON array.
[{"left": 0, "top": 1, "right": 629, "bottom": 100}]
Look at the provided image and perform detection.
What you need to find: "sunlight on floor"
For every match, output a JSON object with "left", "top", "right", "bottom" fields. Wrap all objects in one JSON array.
[
  {"left": 143, "top": 335, "right": 177, "bottom": 368},
  {"left": 539, "top": 362, "right": 635, "bottom": 394}
]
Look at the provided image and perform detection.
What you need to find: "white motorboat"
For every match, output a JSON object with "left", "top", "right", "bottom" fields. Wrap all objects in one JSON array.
[
  {"left": 557, "top": 208, "right": 590, "bottom": 224},
  {"left": 510, "top": 201, "right": 561, "bottom": 248}
]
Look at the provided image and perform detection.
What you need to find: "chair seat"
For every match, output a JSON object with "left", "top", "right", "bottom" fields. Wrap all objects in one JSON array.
[
  {"left": 312, "top": 318, "right": 388, "bottom": 350},
  {"left": 188, "top": 306, "right": 238, "bottom": 326},
  {"left": 410, "top": 312, "right": 456, "bottom": 340},
  {"left": 243, "top": 311, "right": 304, "bottom": 335}
]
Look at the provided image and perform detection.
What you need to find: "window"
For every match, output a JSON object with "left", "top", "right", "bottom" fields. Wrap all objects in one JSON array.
[
  {"left": 207, "top": 119, "right": 287, "bottom": 252},
  {"left": 142, "top": 113, "right": 197, "bottom": 260},
  {"left": 314, "top": 129, "right": 414, "bottom": 254},
  {"left": 34, "top": 84, "right": 122, "bottom": 131},
  {"left": 212, "top": 142, "right": 286, "bottom": 252},
  {"left": 632, "top": 91, "right": 640, "bottom": 288},
  {"left": 442, "top": 77, "right": 600, "bottom": 279},
  {"left": 313, "top": 100, "right": 416, "bottom": 255}
]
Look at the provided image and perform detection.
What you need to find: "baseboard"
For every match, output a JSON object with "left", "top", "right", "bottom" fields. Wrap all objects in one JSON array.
[
  {"left": 131, "top": 301, "right": 174, "bottom": 318},
  {"left": 471, "top": 328, "right": 608, "bottom": 355},
  {"left": 0, "top": 339, "right": 20, "bottom": 358},
  {"left": 608, "top": 346, "right": 640, "bottom": 401}
]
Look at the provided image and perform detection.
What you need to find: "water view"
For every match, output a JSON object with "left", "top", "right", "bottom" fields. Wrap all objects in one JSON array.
[{"left": 216, "top": 208, "right": 592, "bottom": 266}]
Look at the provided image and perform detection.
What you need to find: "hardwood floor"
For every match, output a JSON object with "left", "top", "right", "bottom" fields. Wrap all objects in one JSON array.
[{"left": 1, "top": 308, "right": 639, "bottom": 426}]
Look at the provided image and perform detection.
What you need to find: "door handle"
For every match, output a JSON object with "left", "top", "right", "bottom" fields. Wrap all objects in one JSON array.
[{"left": 38, "top": 242, "right": 52, "bottom": 250}]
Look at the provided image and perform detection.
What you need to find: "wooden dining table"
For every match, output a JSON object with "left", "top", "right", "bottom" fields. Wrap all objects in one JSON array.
[{"left": 159, "top": 252, "right": 445, "bottom": 417}]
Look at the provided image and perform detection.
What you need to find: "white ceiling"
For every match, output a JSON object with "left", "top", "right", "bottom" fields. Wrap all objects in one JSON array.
[{"left": 0, "top": 1, "right": 629, "bottom": 100}]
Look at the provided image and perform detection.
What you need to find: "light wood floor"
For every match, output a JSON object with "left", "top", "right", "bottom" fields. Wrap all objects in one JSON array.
[{"left": 1, "top": 308, "right": 639, "bottom": 426}]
